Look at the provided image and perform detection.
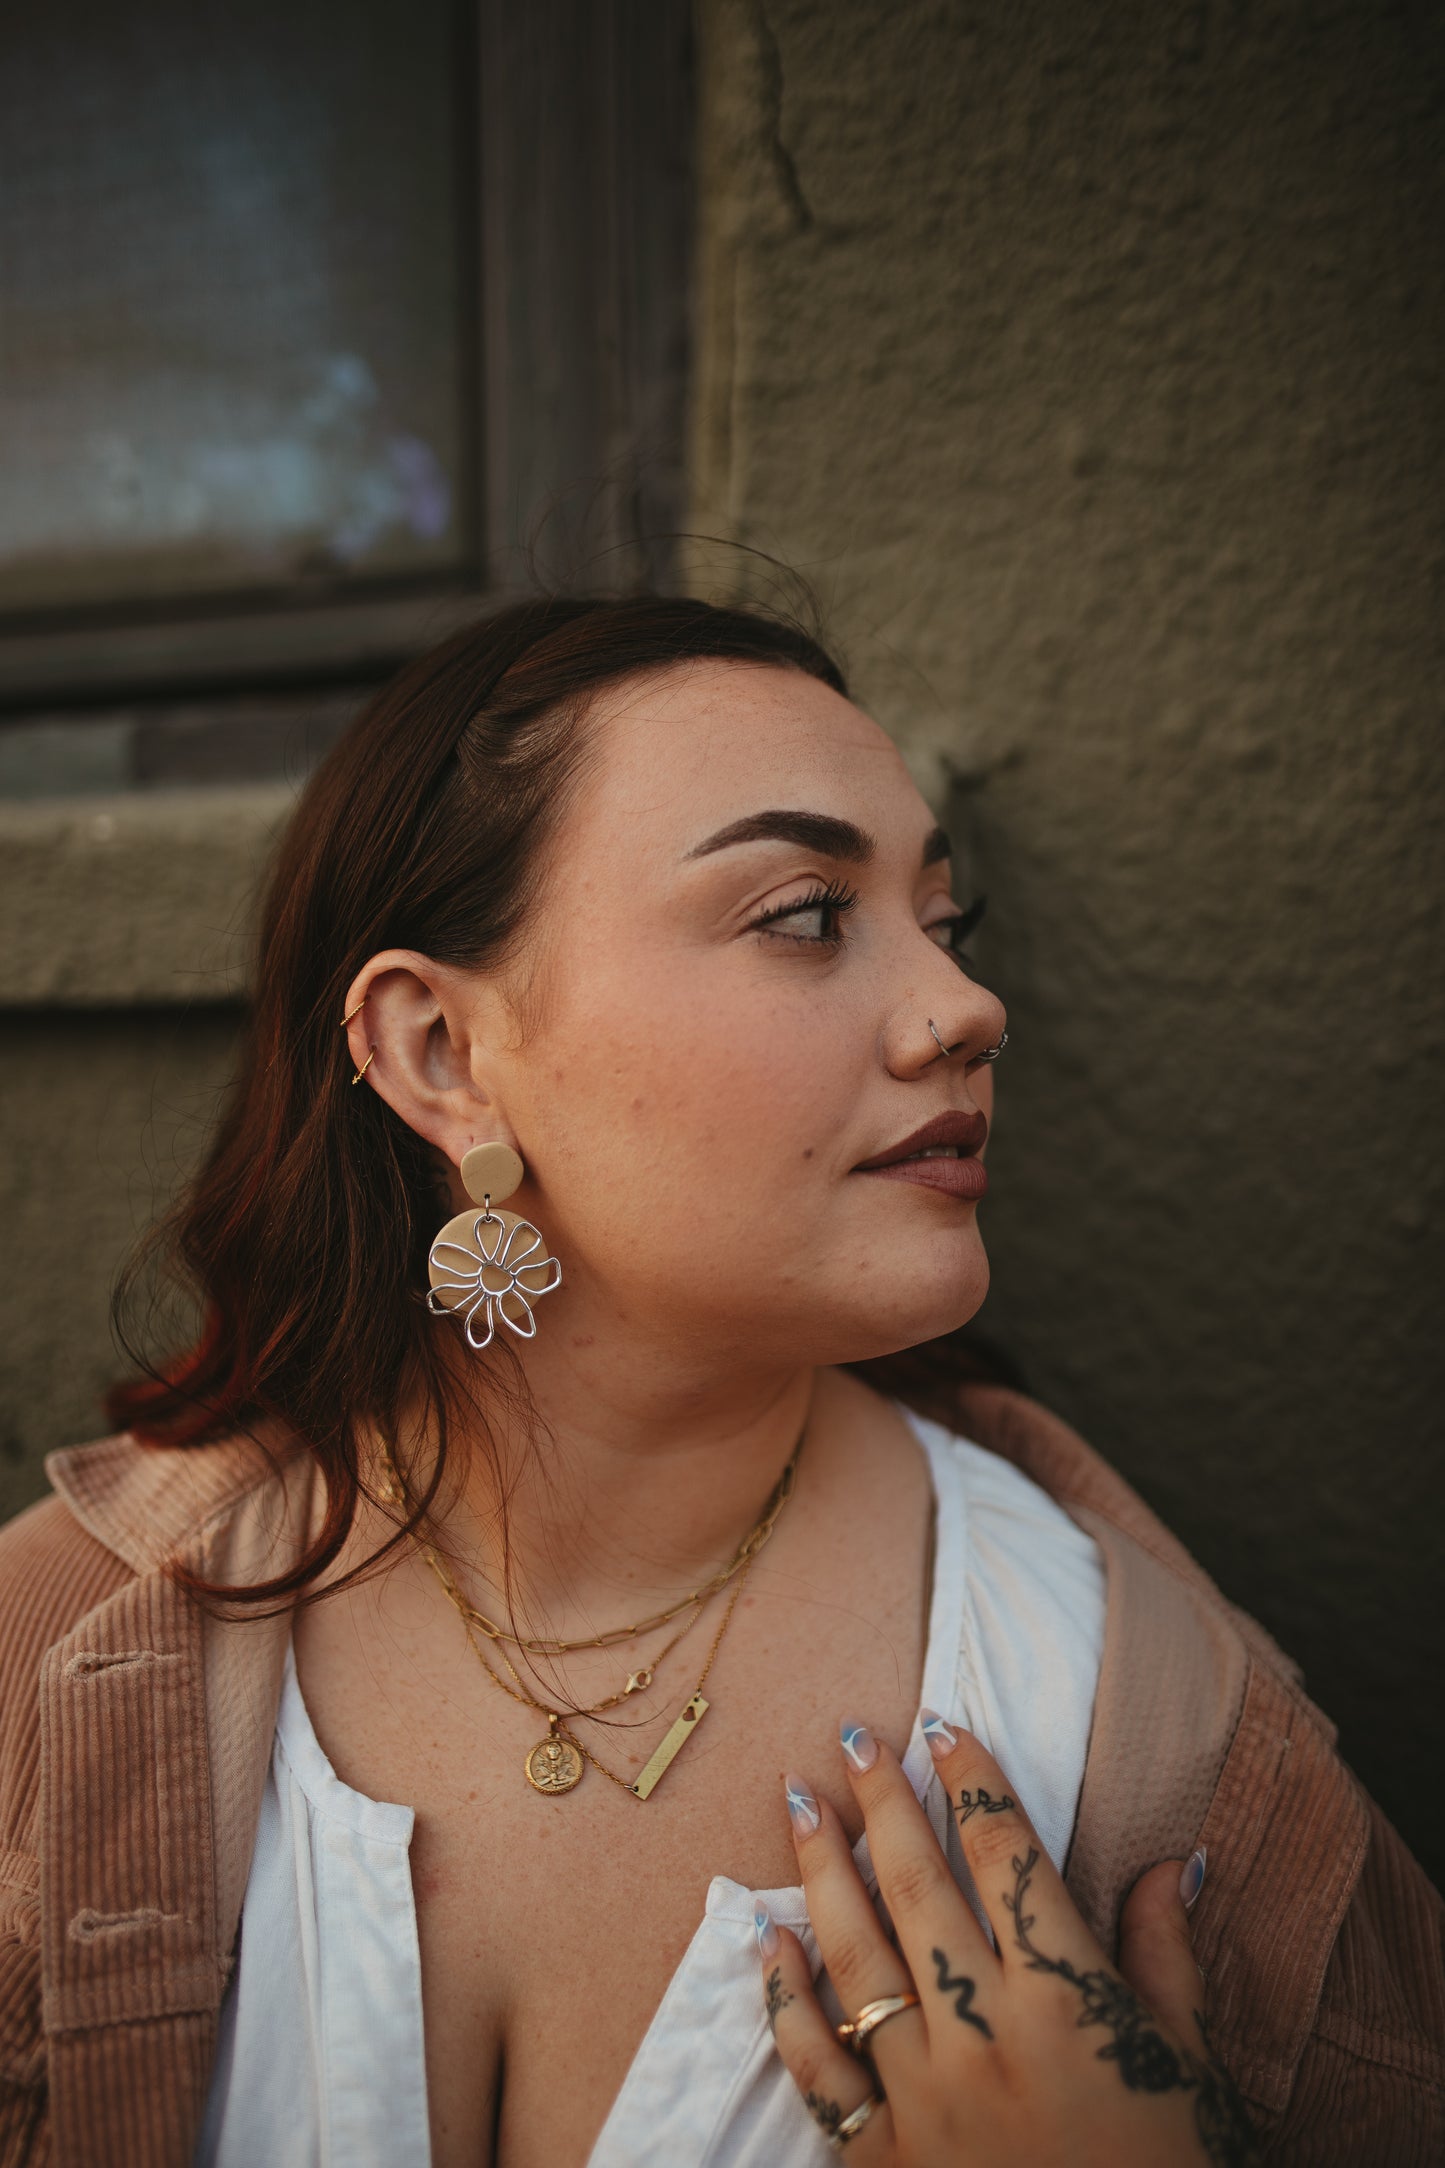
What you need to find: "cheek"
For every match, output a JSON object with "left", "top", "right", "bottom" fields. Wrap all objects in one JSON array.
[{"left": 525, "top": 951, "right": 858, "bottom": 1246}]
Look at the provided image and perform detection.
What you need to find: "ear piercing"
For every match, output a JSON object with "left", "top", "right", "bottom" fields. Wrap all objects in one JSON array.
[{"left": 341, "top": 994, "right": 375, "bottom": 1084}]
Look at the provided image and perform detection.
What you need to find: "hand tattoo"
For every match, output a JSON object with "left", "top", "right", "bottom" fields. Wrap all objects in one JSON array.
[
  {"left": 954, "top": 1785, "right": 1015, "bottom": 1825},
  {"left": 764, "top": 1965, "right": 793, "bottom": 2031},
  {"left": 931, "top": 1947, "right": 995, "bottom": 2038},
  {"left": 804, "top": 2091, "right": 845, "bottom": 2136},
  {"left": 1004, "top": 1848, "right": 1258, "bottom": 2166}
]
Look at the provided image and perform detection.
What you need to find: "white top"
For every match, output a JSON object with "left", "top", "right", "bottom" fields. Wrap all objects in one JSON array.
[{"left": 195, "top": 1408, "right": 1107, "bottom": 2168}]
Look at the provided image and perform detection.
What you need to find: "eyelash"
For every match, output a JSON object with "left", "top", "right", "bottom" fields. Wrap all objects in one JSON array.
[
  {"left": 748, "top": 883, "right": 988, "bottom": 968},
  {"left": 749, "top": 878, "right": 860, "bottom": 947}
]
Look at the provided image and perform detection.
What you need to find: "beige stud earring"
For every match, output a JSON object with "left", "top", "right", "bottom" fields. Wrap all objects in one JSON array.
[{"left": 426, "top": 1142, "right": 562, "bottom": 1351}]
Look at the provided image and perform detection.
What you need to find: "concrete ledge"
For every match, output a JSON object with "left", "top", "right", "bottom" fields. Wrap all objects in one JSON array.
[{"left": 0, "top": 786, "right": 295, "bottom": 1006}]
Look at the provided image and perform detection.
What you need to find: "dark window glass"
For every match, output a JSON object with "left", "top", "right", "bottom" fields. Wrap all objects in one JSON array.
[{"left": 0, "top": 0, "right": 469, "bottom": 617}]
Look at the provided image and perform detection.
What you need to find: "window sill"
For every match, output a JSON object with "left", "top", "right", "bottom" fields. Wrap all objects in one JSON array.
[{"left": 0, "top": 785, "right": 295, "bottom": 1006}]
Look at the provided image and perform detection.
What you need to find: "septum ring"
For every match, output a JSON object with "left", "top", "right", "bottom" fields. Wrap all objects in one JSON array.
[
  {"left": 928, "top": 1020, "right": 1009, "bottom": 1063},
  {"left": 837, "top": 1990, "right": 921, "bottom": 2056}
]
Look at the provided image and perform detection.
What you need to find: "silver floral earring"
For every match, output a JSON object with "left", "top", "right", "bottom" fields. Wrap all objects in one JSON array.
[{"left": 426, "top": 1143, "right": 562, "bottom": 1350}]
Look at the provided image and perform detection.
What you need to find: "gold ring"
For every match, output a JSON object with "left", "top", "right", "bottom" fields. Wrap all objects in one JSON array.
[
  {"left": 829, "top": 2092, "right": 882, "bottom": 2149},
  {"left": 836, "top": 1990, "right": 921, "bottom": 2055}
]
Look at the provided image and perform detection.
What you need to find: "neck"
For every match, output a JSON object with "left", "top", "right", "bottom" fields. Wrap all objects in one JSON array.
[{"left": 398, "top": 1348, "right": 824, "bottom": 1639}]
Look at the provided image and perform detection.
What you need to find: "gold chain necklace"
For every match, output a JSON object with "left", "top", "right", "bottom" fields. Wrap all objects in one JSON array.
[
  {"left": 441, "top": 1431, "right": 803, "bottom": 1655},
  {"left": 458, "top": 1562, "right": 754, "bottom": 1799},
  {"left": 376, "top": 1423, "right": 804, "bottom": 1800}
]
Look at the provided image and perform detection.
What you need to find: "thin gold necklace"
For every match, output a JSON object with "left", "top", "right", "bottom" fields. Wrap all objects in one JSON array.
[
  {"left": 456, "top": 1562, "right": 754, "bottom": 1800},
  {"left": 377, "top": 1424, "right": 804, "bottom": 1799},
  {"left": 434, "top": 1431, "right": 804, "bottom": 1657}
]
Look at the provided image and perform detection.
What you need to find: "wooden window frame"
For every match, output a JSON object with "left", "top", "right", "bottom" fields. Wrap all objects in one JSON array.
[{"left": 0, "top": 2, "right": 693, "bottom": 726}]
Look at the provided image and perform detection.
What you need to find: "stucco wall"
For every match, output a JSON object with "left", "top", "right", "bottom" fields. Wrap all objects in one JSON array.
[
  {"left": 0, "top": 790, "right": 289, "bottom": 1520},
  {"left": 693, "top": 0, "right": 1444, "bottom": 1875}
]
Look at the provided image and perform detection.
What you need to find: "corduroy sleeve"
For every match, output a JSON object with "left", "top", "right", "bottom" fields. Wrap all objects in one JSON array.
[
  {"left": 0, "top": 1495, "right": 134, "bottom": 2167},
  {"left": 1266, "top": 1797, "right": 1445, "bottom": 2164}
]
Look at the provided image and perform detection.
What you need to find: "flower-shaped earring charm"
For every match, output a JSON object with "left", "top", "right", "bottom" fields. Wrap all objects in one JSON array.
[{"left": 427, "top": 1142, "right": 561, "bottom": 1351}]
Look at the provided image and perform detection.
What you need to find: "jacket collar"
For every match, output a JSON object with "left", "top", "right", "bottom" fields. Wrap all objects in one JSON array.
[{"left": 45, "top": 1425, "right": 310, "bottom": 1578}]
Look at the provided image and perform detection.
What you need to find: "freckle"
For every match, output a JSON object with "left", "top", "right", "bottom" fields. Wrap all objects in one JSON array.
[
  {"left": 572, "top": 1334, "right": 596, "bottom": 1348},
  {"left": 802, "top": 1148, "right": 814, "bottom": 1160}
]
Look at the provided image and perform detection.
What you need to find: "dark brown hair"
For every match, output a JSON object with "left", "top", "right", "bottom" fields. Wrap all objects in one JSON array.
[{"left": 109, "top": 594, "right": 863, "bottom": 1601}]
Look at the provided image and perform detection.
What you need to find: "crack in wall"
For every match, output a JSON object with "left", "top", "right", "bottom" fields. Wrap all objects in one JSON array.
[{"left": 752, "top": 3, "right": 814, "bottom": 233}]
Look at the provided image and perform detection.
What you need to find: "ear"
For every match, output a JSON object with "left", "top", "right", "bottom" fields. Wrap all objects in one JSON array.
[{"left": 341, "top": 950, "right": 514, "bottom": 1175}]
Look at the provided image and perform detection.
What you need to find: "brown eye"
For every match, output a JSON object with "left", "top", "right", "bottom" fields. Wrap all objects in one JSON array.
[{"left": 749, "top": 879, "right": 860, "bottom": 948}]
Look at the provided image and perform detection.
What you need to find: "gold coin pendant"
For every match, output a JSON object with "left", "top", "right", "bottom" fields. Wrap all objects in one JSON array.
[{"left": 524, "top": 1729, "right": 584, "bottom": 1795}]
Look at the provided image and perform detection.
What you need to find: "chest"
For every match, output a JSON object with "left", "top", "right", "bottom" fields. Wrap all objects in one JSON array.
[{"left": 291, "top": 1509, "right": 930, "bottom": 2167}]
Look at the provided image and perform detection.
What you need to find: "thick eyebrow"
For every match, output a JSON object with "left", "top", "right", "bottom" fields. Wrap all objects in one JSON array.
[{"left": 685, "top": 810, "right": 953, "bottom": 869}]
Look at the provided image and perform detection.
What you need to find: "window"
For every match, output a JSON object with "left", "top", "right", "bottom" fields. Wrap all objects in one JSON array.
[{"left": 0, "top": 0, "right": 692, "bottom": 791}]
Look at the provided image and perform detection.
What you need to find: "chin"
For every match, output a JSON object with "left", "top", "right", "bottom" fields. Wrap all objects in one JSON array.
[{"left": 814, "top": 1257, "right": 992, "bottom": 1369}]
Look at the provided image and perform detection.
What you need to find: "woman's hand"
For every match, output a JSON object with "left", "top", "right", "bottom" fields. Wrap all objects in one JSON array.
[{"left": 757, "top": 1715, "right": 1256, "bottom": 2164}]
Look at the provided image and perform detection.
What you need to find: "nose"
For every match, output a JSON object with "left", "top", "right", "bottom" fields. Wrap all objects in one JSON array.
[{"left": 884, "top": 953, "right": 1007, "bottom": 1080}]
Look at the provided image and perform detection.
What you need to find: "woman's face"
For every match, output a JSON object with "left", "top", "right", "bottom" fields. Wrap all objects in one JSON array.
[{"left": 477, "top": 659, "right": 1008, "bottom": 1372}]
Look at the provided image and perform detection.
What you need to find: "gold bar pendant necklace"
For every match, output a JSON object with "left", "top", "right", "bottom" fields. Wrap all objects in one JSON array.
[{"left": 381, "top": 1422, "right": 804, "bottom": 1803}]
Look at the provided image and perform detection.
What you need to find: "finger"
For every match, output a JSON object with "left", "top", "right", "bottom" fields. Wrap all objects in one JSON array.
[
  {"left": 1118, "top": 1852, "right": 1211, "bottom": 2050},
  {"left": 836, "top": 1720, "right": 999, "bottom": 2049},
  {"left": 755, "top": 1908, "right": 894, "bottom": 2163},
  {"left": 784, "top": 1770, "right": 930, "bottom": 2092},
  {"left": 920, "top": 1709, "right": 1100, "bottom": 1976}
]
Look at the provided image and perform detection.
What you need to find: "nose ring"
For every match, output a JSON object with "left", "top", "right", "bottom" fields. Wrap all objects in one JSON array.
[{"left": 928, "top": 1021, "right": 1009, "bottom": 1063}]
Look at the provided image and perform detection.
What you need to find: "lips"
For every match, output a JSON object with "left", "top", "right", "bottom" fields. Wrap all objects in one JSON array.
[
  {"left": 852, "top": 1109, "right": 990, "bottom": 1199},
  {"left": 854, "top": 1109, "right": 989, "bottom": 1170}
]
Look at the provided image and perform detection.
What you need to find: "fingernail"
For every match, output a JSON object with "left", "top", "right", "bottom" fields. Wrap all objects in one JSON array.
[
  {"left": 1180, "top": 1846, "right": 1207, "bottom": 1910},
  {"left": 839, "top": 1719, "right": 878, "bottom": 1774},
  {"left": 784, "top": 1772, "right": 821, "bottom": 1836},
  {"left": 753, "top": 1901, "right": 780, "bottom": 1958},
  {"left": 920, "top": 1707, "right": 959, "bottom": 1759}
]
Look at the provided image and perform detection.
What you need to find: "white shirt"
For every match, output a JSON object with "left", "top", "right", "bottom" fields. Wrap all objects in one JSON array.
[{"left": 195, "top": 1408, "right": 1107, "bottom": 2168}]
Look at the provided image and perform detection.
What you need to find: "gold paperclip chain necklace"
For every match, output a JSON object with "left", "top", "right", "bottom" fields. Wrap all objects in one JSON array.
[
  {"left": 377, "top": 1421, "right": 805, "bottom": 1800},
  {"left": 450, "top": 1433, "right": 803, "bottom": 1656},
  {"left": 461, "top": 1560, "right": 754, "bottom": 1800}
]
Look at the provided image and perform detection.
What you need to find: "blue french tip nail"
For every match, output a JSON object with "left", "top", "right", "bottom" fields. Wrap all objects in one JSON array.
[
  {"left": 1180, "top": 1846, "right": 1207, "bottom": 1909},
  {"left": 839, "top": 1719, "right": 878, "bottom": 1773},
  {"left": 754, "top": 1902, "right": 780, "bottom": 1958},
  {"left": 784, "top": 1773, "right": 821, "bottom": 1836},
  {"left": 921, "top": 1708, "right": 959, "bottom": 1756}
]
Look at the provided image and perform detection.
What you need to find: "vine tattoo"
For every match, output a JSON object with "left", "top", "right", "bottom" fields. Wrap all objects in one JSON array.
[
  {"left": 804, "top": 2091, "right": 845, "bottom": 2137},
  {"left": 931, "top": 1948, "right": 995, "bottom": 2038},
  {"left": 1003, "top": 1847, "right": 1258, "bottom": 2166},
  {"left": 764, "top": 1965, "right": 793, "bottom": 2032},
  {"left": 954, "top": 1785, "right": 1015, "bottom": 1826}
]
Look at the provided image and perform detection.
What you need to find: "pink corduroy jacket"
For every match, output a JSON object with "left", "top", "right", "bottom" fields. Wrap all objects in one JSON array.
[{"left": 0, "top": 1382, "right": 1441, "bottom": 2166}]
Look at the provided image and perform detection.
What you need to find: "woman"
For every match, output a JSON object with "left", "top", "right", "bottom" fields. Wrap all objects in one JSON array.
[{"left": 0, "top": 596, "right": 1439, "bottom": 2168}]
